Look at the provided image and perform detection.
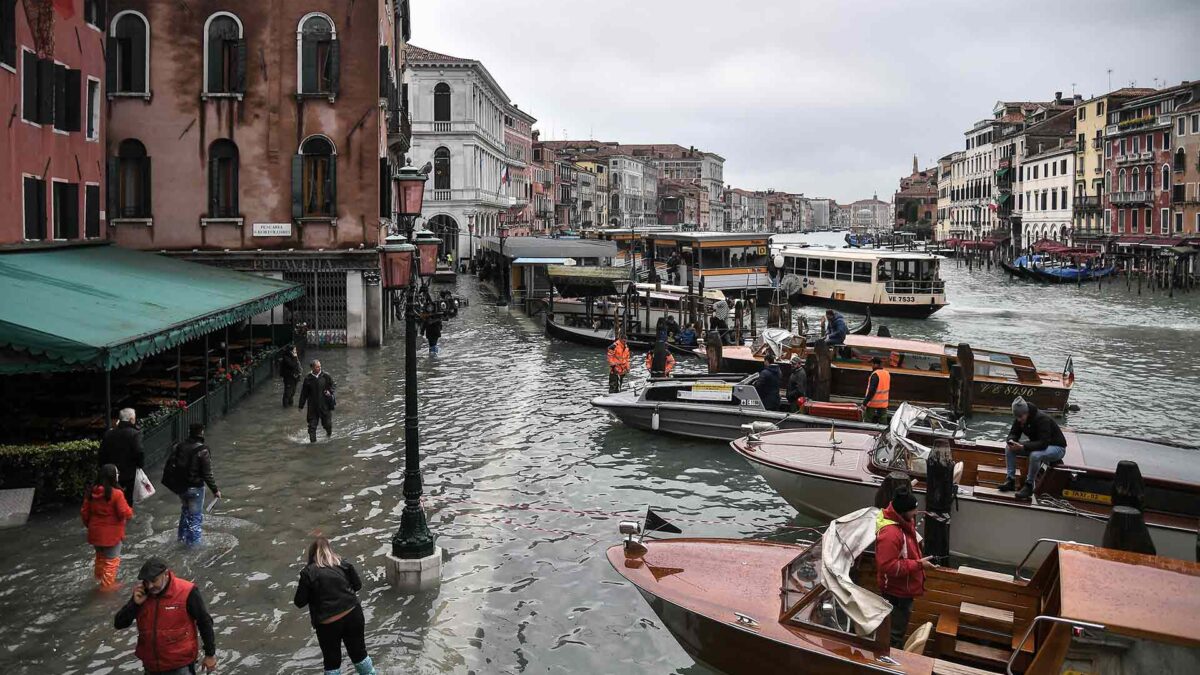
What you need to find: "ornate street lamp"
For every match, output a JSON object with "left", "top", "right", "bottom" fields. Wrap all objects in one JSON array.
[
  {"left": 384, "top": 164, "right": 441, "bottom": 591},
  {"left": 498, "top": 224, "right": 511, "bottom": 306}
]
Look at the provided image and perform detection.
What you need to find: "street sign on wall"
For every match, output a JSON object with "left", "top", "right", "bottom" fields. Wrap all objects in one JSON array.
[{"left": 252, "top": 223, "right": 292, "bottom": 237}]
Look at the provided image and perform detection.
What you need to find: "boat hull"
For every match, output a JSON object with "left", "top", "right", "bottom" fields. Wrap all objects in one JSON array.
[
  {"left": 786, "top": 290, "right": 944, "bottom": 318},
  {"left": 740, "top": 453, "right": 1197, "bottom": 566}
]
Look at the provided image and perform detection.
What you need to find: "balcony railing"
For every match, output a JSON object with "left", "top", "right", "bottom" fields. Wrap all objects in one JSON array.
[
  {"left": 1140, "top": 151, "right": 1154, "bottom": 161},
  {"left": 1073, "top": 195, "right": 1101, "bottom": 210},
  {"left": 426, "top": 188, "right": 512, "bottom": 206},
  {"left": 1109, "top": 191, "right": 1151, "bottom": 205}
]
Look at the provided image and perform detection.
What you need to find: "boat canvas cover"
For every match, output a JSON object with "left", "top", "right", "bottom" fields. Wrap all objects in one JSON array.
[
  {"left": 818, "top": 507, "right": 894, "bottom": 636},
  {"left": 753, "top": 328, "right": 800, "bottom": 357}
]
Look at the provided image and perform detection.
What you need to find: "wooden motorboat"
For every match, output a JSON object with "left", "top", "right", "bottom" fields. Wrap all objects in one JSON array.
[
  {"left": 731, "top": 404, "right": 1200, "bottom": 565},
  {"left": 608, "top": 510, "right": 1200, "bottom": 675},
  {"left": 591, "top": 374, "right": 963, "bottom": 443},
  {"left": 700, "top": 333, "right": 1073, "bottom": 414}
]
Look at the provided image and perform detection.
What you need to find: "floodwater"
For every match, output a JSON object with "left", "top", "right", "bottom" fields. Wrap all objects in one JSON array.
[{"left": 0, "top": 232, "right": 1197, "bottom": 674}]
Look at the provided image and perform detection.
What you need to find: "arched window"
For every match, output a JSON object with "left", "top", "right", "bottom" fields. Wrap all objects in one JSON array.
[
  {"left": 1104, "top": 170, "right": 1111, "bottom": 193},
  {"left": 1118, "top": 169, "right": 1126, "bottom": 192},
  {"left": 297, "top": 14, "right": 338, "bottom": 95},
  {"left": 112, "top": 139, "right": 151, "bottom": 218},
  {"left": 1131, "top": 168, "right": 1139, "bottom": 194},
  {"left": 1144, "top": 167, "right": 1153, "bottom": 192},
  {"left": 1162, "top": 164, "right": 1171, "bottom": 192},
  {"left": 109, "top": 11, "right": 149, "bottom": 94},
  {"left": 434, "top": 147, "right": 451, "bottom": 190},
  {"left": 204, "top": 13, "right": 245, "bottom": 95},
  {"left": 1175, "top": 148, "right": 1187, "bottom": 172},
  {"left": 434, "top": 82, "right": 451, "bottom": 122},
  {"left": 208, "top": 140, "right": 239, "bottom": 218},
  {"left": 293, "top": 136, "right": 336, "bottom": 218}
]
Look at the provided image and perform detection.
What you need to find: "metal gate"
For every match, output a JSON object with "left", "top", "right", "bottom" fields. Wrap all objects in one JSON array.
[{"left": 283, "top": 270, "right": 348, "bottom": 345}]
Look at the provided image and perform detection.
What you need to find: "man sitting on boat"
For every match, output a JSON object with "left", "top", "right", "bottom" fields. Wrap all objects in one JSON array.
[
  {"left": 786, "top": 355, "right": 808, "bottom": 412},
  {"left": 860, "top": 357, "right": 891, "bottom": 424},
  {"left": 1002, "top": 396, "right": 1067, "bottom": 500},
  {"left": 676, "top": 322, "right": 698, "bottom": 347},
  {"left": 875, "top": 492, "right": 934, "bottom": 648},
  {"left": 820, "top": 310, "right": 848, "bottom": 346},
  {"left": 754, "top": 352, "right": 783, "bottom": 411},
  {"left": 645, "top": 339, "right": 676, "bottom": 378}
]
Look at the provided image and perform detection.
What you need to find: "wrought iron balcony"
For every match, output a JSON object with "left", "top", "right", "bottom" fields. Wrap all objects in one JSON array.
[{"left": 1109, "top": 191, "right": 1151, "bottom": 205}]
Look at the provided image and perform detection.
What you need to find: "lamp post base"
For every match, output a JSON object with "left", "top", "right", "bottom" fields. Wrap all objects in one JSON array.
[{"left": 384, "top": 547, "right": 443, "bottom": 593}]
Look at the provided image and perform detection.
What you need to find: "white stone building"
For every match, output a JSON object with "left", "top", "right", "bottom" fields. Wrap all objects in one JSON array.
[
  {"left": 1020, "top": 143, "right": 1075, "bottom": 245},
  {"left": 404, "top": 45, "right": 532, "bottom": 260},
  {"left": 606, "top": 154, "right": 657, "bottom": 227}
]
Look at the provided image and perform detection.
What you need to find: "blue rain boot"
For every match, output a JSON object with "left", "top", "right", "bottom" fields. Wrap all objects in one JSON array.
[
  {"left": 353, "top": 656, "right": 377, "bottom": 675},
  {"left": 324, "top": 669, "right": 342, "bottom": 675}
]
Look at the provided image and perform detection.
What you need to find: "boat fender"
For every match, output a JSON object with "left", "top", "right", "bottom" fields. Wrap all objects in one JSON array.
[
  {"left": 1067, "top": 404, "right": 1081, "bottom": 412},
  {"left": 652, "top": 405, "right": 660, "bottom": 431}
]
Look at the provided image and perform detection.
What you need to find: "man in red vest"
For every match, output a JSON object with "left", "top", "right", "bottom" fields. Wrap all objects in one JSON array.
[
  {"left": 875, "top": 493, "right": 935, "bottom": 648},
  {"left": 115, "top": 557, "right": 217, "bottom": 674}
]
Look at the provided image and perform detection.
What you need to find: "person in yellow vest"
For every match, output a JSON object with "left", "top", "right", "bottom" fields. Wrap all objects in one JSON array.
[
  {"left": 607, "top": 337, "right": 631, "bottom": 393},
  {"left": 860, "top": 357, "right": 891, "bottom": 424}
]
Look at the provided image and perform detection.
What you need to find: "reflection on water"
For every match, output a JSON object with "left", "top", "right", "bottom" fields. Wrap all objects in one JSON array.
[{"left": 0, "top": 236, "right": 1197, "bottom": 674}]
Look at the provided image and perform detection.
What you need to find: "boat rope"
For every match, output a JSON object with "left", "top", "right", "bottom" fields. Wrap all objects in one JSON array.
[
  {"left": 1035, "top": 496, "right": 1109, "bottom": 523},
  {"left": 421, "top": 496, "right": 828, "bottom": 536}
]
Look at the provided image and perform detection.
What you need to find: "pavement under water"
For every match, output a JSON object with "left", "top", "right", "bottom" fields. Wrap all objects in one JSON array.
[{"left": 0, "top": 232, "right": 1197, "bottom": 674}]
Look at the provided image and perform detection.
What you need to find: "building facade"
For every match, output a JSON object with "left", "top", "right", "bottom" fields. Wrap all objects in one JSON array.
[
  {"left": 1072, "top": 89, "right": 1154, "bottom": 240},
  {"left": 1103, "top": 86, "right": 1186, "bottom": 238},
  {"left": 1020, "top": 142, "right": 1075, "bottom": 244},
  {"left": 893, "top": 155, "right": 938, "bottom": 229},
  {"left": 934, "top": 153, "right": 957, "bottom": 241},
  {"left": 2, "top": 0, "right": 108, "bottom": 247},
  {"left": 502, "top": 105, "right": 535, "bottom": 236},
  {"left": 102, "top": 0, "right": 410, "bottom": 346},
  {"left": 847, "top": 197, "right": 890, "bottom": 233},
  {"left": 406, "top": 44, "right": 533, "bottom": 263},
  {"left": 1173, "top": 99, "right": 1200, "bottom": 236}
]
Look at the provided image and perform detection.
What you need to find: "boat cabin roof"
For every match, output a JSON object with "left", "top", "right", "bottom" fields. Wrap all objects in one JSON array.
[
  {"left": 843, "top": 334, "right": 947, "bottom": 357},
  {"left": 646, "top": 232, "right": 771, "bottom": 244},
  {"left": 779, "top": 246, "right": 944, "bottom": 262},
  {"left": 1066, "top": 431, "right": 1200, "bottom": 486},
  {"left": 1056, "top": 543, "right": 1200, "bottom": 646}
]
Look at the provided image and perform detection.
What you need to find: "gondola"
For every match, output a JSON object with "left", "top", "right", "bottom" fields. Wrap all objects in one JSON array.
[
  {"left": 1028, "top": 264, "right": 1116, "bottom": 284},
  {"left": 544, "top": 315, "right": 699, "bottom": 357}
]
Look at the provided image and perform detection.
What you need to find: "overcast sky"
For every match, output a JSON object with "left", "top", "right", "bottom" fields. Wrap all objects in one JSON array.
[{"left": 414, "top": 1, "right": 1200, "bottom": 203}]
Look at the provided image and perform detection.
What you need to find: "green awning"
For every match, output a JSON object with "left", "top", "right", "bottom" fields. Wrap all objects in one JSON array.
[
  {"left": 996, "top": 168, "right": 1010, "bottom": 179},
  {"left": 0, "top": 244, "right": 304, "bottom": 374}
]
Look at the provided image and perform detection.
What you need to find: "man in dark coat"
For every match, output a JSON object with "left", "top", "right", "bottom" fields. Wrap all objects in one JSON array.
[
  {"left": 786, "top": 355, "right": 808, "bottom": 411},
  {"left": 1002, "top": 396, "right": 1067, "bottom": 500},
  {"left": 754, "top": 352, "right": 782, "bottom": 411},
  {"left": 279, "top": 345, "right": 302, "bottom": 407},
  {"left": 298, "top": 359, "right": 337, "bottom": 442},
  {"left": 99, "top": 408, "right": 144, "bottom": 499}
]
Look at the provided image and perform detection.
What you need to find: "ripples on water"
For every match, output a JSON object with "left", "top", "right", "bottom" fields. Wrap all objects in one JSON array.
[{"left": 1, "top": 238, "right": 1197, "bottom": 674}]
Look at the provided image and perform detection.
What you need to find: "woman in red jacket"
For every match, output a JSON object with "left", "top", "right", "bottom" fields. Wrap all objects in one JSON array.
[
  {"left": 875, "top": 492, "right": 935, "bottom": 648},
  {"left": 81, "top": 464, "right": 134, "bottom": 589}
]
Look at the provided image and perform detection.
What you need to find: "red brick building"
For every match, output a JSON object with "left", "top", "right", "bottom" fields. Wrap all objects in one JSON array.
[
  {"left": 1, "top": 0, "right": 108, "bottom": 246},
  {"left": 1171, "top": 97, "right": 1200, "bottom": 236},
  {"left": 893, "top": 155, "right": 938, "bottom": 228}
]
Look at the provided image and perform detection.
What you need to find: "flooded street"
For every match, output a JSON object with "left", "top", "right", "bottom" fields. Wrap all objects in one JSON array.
[{"left": 1, "top": 233, "right": 1199, "bottom": 674}]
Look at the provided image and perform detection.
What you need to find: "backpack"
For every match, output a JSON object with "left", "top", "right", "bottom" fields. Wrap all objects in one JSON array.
[{"left": 161, "top": 442, "right": 194, "bottom": 494}]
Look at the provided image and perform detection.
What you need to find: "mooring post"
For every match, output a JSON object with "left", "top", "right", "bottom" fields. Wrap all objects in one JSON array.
[
  {"left": 924, "top": 441, "right": 954, "bottom": 566},
  {"left": 814, "top": 341, "right": 831, "bottom": 402}
]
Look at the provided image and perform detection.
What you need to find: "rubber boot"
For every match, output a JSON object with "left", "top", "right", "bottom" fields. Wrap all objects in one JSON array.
[
  {"left": 93, "top": 551, "right": 106, "bottom": 584},
  {"left": 353, "top": 656, "right": 377, "bottom": 675},
  {"left": 323, "top": 669, "right": 341, "bottom": 675},
  {"left": 100, "top": 557, "right": 121, "bottom": 589}
]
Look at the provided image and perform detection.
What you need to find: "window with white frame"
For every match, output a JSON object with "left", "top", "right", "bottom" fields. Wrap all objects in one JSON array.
[
  {"left": 109, "top": 11, "right": 149, "bottom": 94},
  {"left": 297, "top": 14, "right": 338, "bottom": 95},
  {"left": 1161, "top": 208, "right": 1169, "bottom": 234},
  {"left": 1, "top": 0, "right": 15, "bottom": 69},
  {"left": 86, "top": 78, "right": 100, "bottom": 139},
  {"left": 204, "top": 12, "right": 245, "bottom": 95}
]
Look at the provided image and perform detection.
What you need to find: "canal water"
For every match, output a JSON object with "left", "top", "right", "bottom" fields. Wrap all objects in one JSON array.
[{"left": 0, "top": 232, "right": 1197, "bottom": 674}]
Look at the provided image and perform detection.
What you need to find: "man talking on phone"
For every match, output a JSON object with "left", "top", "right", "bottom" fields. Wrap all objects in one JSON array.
[
  {"left": 114, "top": 557, "right": 217, "bottom": 674},
  {"left": 875, "top": 492, "right": 935, "bottom": 648}
]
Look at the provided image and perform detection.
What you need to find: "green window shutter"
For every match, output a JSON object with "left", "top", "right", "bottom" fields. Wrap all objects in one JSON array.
[
  {"left": 65, "top": 69, "right": 82, "bottom": 131},
  {"left": 234, "top": 38, "right": 247, "bottom": 93},
  {"left": 291, "top": 154, "right": 304, "bottom": 219},
  {"left": 379, "top": 158, "right": 389, "bottom": 218},
  {"left": 37, "top": 58, "right": 55, "bottom": 125},
  {"left": 132, "top": 31, "right": 146, "bottom": 92},
  {"left": 328, "top": 39, "right": 340, "bottom": 95},
  {"left": 301, "top": 38, "right": 317, "bottom": 93},
  {"left": 53, "top": 63, "right": 67, "bottom": 129},
  {"left": 140, "top": 156, "right": 152, "bottom": 217},
  {"left": 325, "top": 155, "right": 337, "bottom": 215},
  {"left": 378, "top": 46, "right": 389, "bottom": 98},
  {"left": 106, "top": 157, "right": 119, "bottom": 217},
  {"left": 208, "top": 154, "right": 219, "bottom": 217}
]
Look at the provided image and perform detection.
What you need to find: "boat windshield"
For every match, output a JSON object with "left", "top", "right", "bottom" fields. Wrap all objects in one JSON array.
[{"left": 871, "top": 402, "right": 934, "bottom": 475}]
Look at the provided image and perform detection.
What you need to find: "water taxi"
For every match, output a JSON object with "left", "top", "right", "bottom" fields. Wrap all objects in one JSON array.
[
  {"left": 608, "top": 507, "right": 1200, "bottom": 675},
  {"left": 778, "top": 246, "right": 947, "bottom": 318}
]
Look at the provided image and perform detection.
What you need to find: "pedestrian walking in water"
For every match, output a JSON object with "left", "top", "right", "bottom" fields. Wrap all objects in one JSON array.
[
  {"left": 115, "top": 557, "right": 218, "bottom": 674},
  {"left": 81, "top": 464, "right": 134, "bottom": 589},
  {"left": 162, "top": 423, "right": 221, "bottom": 546},
  {"left": 280, "top": 345, "right": 303, "bottom": 407},
  {"left": 424, "top": 311, "right": 443, "bottom": 355},
  {"left": 294, "top": 538, "right": 377, "bottom": 675},
  {"left": 98, "top": 408, "right": 144, "bottom": 500},
  {"left": 299, "top": 359, "right": 337, "bottom": 442}
]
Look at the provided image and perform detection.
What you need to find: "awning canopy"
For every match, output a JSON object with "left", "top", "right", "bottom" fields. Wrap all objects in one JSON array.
[{"left": 0, "top": 244, "right": 304, "bottom": 374}]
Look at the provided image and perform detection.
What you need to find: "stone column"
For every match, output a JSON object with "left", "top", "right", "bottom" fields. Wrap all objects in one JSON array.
[
  {"left": 345, "top": 270, "right": 366, "bottom": 347},
  {"left": 365, "top": 270, "right": 383, "bottom": 347}
]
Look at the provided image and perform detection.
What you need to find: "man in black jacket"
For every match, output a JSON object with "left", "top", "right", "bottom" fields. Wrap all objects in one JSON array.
[
  {"left": 298, "top": 359, "right": 337, "bottom": 442},
  {"left": 98, "top": 408, "right": 144, "bottom": 500},
  {"left": 786, "top": 355, "right": 808, "bottom": 411},
  {"left": 754, "top": 352, "right": 783, "bottom": 411},
  {"left": 1002, "top": 396, "right": 1067, "bottom": 500},
  {"left": 172, "top": 423, "right": 221, "bottom": 546},
  {"left": 279, "top": 345, "right": 302, "bottom": 407}
]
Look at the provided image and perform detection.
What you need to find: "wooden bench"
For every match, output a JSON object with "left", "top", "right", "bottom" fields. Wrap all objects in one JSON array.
[
  {"left": 932, "top": 657, "right": 996, "bottom": 675},
  {"left": 956, "top": 565, "right": 1012, "bottom": 582}
]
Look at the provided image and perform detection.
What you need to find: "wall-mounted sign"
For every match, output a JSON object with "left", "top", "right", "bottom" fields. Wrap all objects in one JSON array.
[{"left": 252, "top": 223, "right": 292, "bottom": 237}]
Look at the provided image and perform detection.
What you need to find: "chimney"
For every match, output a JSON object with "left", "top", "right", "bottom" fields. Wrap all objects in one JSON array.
[
  {"left": 1055, "top": 91, "right": 1063, "bottom": 104},
  {"left": 1038, "top": 143, "right": 1044, "bottom": 153}
]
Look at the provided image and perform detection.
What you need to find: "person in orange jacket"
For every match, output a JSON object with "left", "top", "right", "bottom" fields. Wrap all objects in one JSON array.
[
  {"left": 607, "top": 337, "right": 631, "bottom": 393},
  {"left": 81, "top": 464, "right": 134, "bottom": 589},
  {"left": 644, "top": 339, "right": 675, "bottom": 378}
]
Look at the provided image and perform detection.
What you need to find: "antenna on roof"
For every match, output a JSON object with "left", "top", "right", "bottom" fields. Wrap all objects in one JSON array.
[{"left": 1107, "top": 68, "right": 1113, "bottom": 92}]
